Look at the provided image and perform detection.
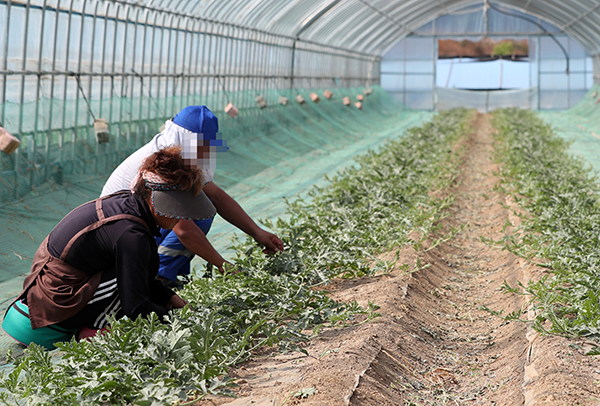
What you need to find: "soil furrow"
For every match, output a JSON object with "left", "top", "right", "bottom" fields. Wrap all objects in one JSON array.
[
  {"left": 348, "top": 112, "right": 531, "bottom": 405},
  {"left": 200, "top": 113, "right": 600, "bottom": 406}
]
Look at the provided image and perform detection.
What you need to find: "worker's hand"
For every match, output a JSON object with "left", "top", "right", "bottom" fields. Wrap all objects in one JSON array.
[
  {"left": 167, "top": 294, "right": 192, "bottom": 311},
  {"left": 253, "top": 229, "right": 284, "bottom": 254},
  {"left": 219, "top": 261, "right": 241, "bottom": 275}
]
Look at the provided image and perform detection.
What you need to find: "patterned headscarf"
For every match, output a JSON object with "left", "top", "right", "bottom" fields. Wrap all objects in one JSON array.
[{"left": 129, "top": 170, "right": 181, "bottom": 193}]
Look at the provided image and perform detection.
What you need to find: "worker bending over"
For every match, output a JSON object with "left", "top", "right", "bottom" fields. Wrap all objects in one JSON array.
[
  {"left": 101, "top": 105, "right": 283, "bottom": 286},
  {"left": 2, "top": 147, "right": 211, "bottom": 349}
]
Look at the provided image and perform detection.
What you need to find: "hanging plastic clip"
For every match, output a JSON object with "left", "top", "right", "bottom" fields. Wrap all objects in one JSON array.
[
  {"left": 0, "top": 126, "right": 20, "bottom": 155},
  {"left": 225, "top": 102, "right": 239, "bottom": 118},
  {"left": 255, "top": 95, "right": 267, "bottom": 109},
  {"left": 94, "top": 118, "right": 110, "bottom": 144}
]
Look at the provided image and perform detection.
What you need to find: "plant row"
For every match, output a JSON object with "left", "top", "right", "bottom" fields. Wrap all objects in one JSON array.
[
  {"left": 491, "top": 108, "right": 600, "bottom": 345},
  {"left": 0, "top": 108, "right": 473, "bottom": 406}
]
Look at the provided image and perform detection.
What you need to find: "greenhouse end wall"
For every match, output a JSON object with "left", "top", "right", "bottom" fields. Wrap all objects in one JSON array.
[{"left": 380, "top": 7, "right": 595, "bottom": 111}]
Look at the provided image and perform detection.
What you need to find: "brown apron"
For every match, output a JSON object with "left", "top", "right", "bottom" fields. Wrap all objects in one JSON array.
[{"left": 16, "top": 194, "right": 148, "bottom": 329}]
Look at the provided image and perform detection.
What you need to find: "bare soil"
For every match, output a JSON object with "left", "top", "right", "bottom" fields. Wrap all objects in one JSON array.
[{"left": 198, "top": 114, "right": 600, "bottom": 406}]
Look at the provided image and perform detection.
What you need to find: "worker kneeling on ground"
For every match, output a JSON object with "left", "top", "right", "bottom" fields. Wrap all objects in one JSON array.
[
  {"left": 101, "top": 105, "right": 283, "bottom": 288},
  {"left": 2, "top": 146, "right": 213, "bottom": 350}
]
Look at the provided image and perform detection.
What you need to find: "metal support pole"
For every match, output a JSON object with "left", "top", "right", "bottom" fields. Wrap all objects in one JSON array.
[
  {"left": 63, "top": 0, "right": 76, "bottom": 129},
  {"left": 18, "top": 0, "right": 31, "bottom": 137},
  {"left": 109, "top": 3, "right": 122, "bottom": 127},
  {"left": 190, "top": 19, "right": 200, "bottom": 103},
  {"left": 403, "top": 39, "right": 407, "bottom": 108},
  {"left": 99, "top": 1, "right": 111, "bottom": 120},
  {"left": 290, "top": 40, "right": 296, "bottom": 90},
  {"left": 1, "top": 0, "right": 11, "bottom": 128},
  {"left": 537, "top": 35, "right": 541, "bottom": 110},
  {"left": 181, "top": 18, "right": 193, "bottom": 109},
  {"left": 117, "top": 5, "right": 131, "bottom": 132},
  {"left": 47, "top": 0, "right": 62, "bottom": 141},
  {"left": 148, "top": 11, "right": 159, "bottom": 119},
  {"left": 137, "top": 8, "right": 151, "bottom": 124},
  {"left": 432, "top": 34, "right": 437, "bottom": 111},
  {"left": 75, "top": 0, "right": 88, "bottom": 134},
  {"left": 37, "top": 0, "right": 49, "bottom": 179},
  {"left": 567, "top": 36, "right": 571, "bottom": 108}
]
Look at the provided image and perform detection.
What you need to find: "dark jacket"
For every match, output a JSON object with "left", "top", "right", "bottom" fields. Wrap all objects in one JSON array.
[{"left": 21, "top": 192, "right": 175, "bottom": 330}]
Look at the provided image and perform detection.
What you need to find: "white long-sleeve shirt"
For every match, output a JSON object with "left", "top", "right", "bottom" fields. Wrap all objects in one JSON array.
[{"left": 101, "top": 120, "right": 215, "bottom": 197}]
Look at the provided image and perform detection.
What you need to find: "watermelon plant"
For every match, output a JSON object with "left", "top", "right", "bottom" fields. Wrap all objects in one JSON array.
[
  {"left": 0, "top": 108, "right": 473, "bottom": 405},
  {"left": 490, "top": 108, "right": 600, "bottom": 345},
  {"left": 233, "top": 108, "right": 472, "bottom": 283}
]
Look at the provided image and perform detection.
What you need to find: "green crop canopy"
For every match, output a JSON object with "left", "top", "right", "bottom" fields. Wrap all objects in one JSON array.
[{"left": 1, "top": 0, "right": 600, "bottom": 358}]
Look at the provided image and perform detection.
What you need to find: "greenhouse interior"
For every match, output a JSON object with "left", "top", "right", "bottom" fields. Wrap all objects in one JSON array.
[{"left": 1, "top": 0, "right": 600, "bottom": 404}]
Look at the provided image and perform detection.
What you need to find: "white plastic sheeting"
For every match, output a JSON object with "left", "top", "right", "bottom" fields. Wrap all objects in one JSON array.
[
  {"left": 381, "top": 5, "right": 595, "bottom": 110},
  {"left": 98, "top": 0, "right": 600, "bottom": 77},
  {"left": 435, "top": 86, "right": 536, "bottom": 112}
]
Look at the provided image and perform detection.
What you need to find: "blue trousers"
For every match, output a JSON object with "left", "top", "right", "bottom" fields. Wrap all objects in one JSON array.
[{"left": 155, "top": 218, "right": 214, "bottom": 281}]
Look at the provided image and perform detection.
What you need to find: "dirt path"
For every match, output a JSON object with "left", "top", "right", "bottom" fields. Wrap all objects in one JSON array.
[{"left": 199, "top": 114, "right": 600, "bottom": 406}]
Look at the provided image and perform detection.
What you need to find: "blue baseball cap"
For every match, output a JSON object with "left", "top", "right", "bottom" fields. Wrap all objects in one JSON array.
[{"left": 172, "top": 106, "right": 219, "bottom": 140}]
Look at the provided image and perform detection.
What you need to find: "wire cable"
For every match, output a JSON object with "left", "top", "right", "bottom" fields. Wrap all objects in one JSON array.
[
  {"left": 132, "top": 69, "right": 167, "bottom": 118},
  {"left": 73, "top": 73, "right": 96, "bottom": 120}
]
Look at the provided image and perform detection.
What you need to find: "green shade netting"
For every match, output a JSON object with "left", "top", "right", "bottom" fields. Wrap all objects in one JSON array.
[
  {"left": 537, "top": 84, "right": 600, "bottom": 175},
  {"left": 0, "top": 87, "right": 431, "bottom": 322}
]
